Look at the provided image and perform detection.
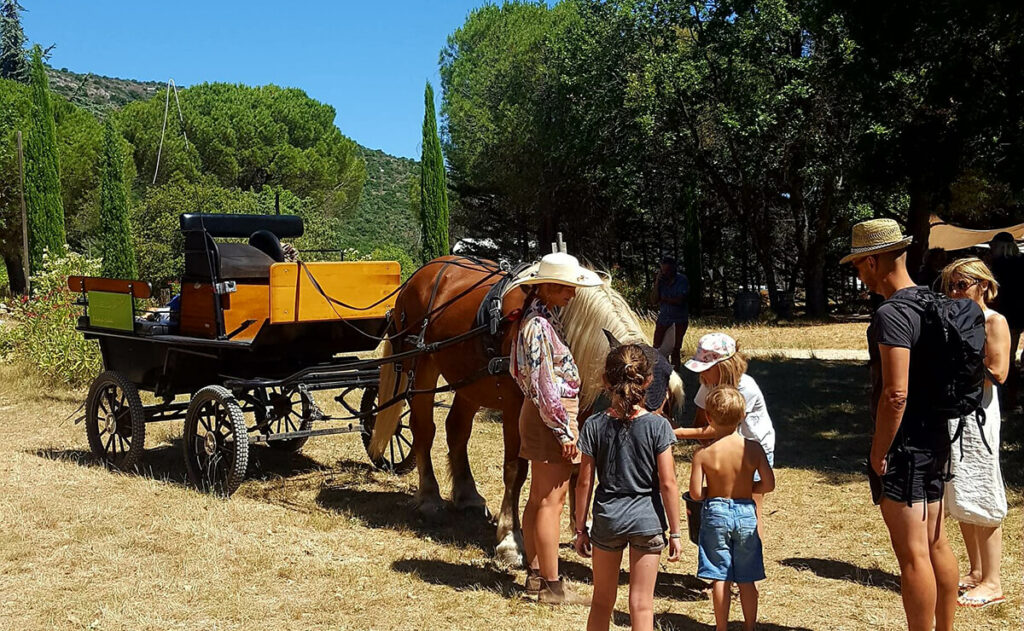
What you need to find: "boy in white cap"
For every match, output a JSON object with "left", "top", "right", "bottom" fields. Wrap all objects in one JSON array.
[{"left": 675, "top": 333, "right": 775, "bottom": 536}]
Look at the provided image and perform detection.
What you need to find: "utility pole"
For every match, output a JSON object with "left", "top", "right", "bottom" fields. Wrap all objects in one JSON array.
[{"left": 16, "top": 130, "right": 29, "bottom": 294}]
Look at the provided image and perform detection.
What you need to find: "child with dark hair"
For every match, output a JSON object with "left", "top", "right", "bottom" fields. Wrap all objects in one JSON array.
[{"left": 574, "top": 344, "right": 682, "bottom": 631}]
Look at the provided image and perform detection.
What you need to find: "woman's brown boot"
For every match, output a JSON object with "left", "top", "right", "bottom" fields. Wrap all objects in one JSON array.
[
  {"left": 524, "top": 568, "right": 542, "bottom": 599},
  {"left": 538, "top": 578, "right": 590, "bottom": 606}
]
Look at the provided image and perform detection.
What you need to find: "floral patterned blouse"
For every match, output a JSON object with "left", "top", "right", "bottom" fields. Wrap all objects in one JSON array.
[{"left": 511, "top": 300, "right": 582, "bottom": 443}]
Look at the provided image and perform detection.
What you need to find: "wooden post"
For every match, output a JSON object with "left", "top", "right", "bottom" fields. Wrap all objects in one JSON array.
[{"left": 16, "top": 131, "right": 29, "bottom": 294}]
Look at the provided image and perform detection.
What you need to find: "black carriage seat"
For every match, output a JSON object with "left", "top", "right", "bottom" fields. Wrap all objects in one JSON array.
[{"left": 180, "top": 213, "right": 303, "bottom": 282}]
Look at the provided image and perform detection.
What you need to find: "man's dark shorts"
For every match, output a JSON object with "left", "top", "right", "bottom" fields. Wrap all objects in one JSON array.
[{"left": 869, "top": 445, "right": 950, "bottom": 505}]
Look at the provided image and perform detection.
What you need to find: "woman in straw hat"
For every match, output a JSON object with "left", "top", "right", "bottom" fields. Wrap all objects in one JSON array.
[{"left": 509, "top": 251, "right": 602, "bottom": 605}]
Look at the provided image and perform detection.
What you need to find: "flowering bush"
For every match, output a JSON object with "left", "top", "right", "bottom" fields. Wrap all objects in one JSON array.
[{"left": 0, "top": 246, "right": 103, "bottom": 386}]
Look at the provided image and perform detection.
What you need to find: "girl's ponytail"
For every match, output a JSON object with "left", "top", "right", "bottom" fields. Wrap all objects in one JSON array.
[{"left": 604, "top": 344, "right": 652, "bottom": 423}]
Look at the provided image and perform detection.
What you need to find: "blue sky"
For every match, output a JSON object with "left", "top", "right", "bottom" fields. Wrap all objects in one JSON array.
[{"left": 22, "top": 1, "right": 491, "bottom": 159}]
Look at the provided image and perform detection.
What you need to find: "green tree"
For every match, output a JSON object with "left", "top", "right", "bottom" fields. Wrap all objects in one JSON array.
[
  {"left": 0, "top": 0, "right": 27, "bottom": 83},
  {"left": 419, "top": 81, "right": 449, "bottom": 261},
  {"left": 99, "top": 119, "right": 135, "bottom": 279},
  {"left": 23, "top": 45, "right": 65, "bottom": 275}
]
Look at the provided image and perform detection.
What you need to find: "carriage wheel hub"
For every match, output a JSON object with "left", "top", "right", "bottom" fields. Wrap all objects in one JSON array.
[
  {"left": 104, "top": 414, "right": 117, "bottom": 434},
  {"left": 203, "top": 431, "right": 217, "bottom": 455}
]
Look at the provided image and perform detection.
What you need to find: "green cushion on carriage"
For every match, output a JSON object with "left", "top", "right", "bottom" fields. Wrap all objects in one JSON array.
[{"left": 88, "top": 291, "right": 134, "bottom": 331}]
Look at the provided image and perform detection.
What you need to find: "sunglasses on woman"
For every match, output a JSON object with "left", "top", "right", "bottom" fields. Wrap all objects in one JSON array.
[{"left": 951, "top": 278, "right": 980, "bottom": 292}]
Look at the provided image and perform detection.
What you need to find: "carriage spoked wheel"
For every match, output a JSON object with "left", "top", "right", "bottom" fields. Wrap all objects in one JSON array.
[
  {"left": 85, "top": 371, "right": 146, "bottom": 470},
  {"left": 360, "top": 386, "right": 415, "bottom": 474},
  {"left": 183, "top": 386, "right": 249, "bottom": 496},
  {"left": 252, "top": 386, "right": 313, "bottom": 452}
]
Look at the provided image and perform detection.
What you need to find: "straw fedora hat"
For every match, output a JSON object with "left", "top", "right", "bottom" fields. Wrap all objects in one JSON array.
[
  {"left": 506, "top": 252, "right": 603, "bottom": 293},
  {"left": 840, "top": 218, "right": 913, "bottom": 264}
]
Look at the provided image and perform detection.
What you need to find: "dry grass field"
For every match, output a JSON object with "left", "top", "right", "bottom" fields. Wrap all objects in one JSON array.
[
  {"left": 641, "top": 318, "right": 869, "bottom": 354},
  {"left": 0, "top": 348, "right": 1020, "bottom": 630}
]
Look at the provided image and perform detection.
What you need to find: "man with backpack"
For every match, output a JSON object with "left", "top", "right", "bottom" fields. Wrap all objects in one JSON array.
[{"left": 843, "top": 218, "right": 985, "bottom": 631}]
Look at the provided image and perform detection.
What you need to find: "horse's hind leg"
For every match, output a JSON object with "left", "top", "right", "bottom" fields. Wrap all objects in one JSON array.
[
  {"left": 410, "top": 358, "right": 444, "bottom": 518},
  {"left": 495, "top": 399, "right": 528, "bottom": 567},
  {"left": 446, "top": 393, "right": 488, "bottom": 517}
]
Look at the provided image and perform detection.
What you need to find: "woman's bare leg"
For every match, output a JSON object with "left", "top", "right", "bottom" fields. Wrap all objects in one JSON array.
[
  {"left": 526, "top": 460, "right": 571, "bottom": 581},
  {"left": 958, "top": 522, "right": 982, "bottom": 587},
  {"left": 962, "top": 524, "right": 1003, "bottom": 600}
]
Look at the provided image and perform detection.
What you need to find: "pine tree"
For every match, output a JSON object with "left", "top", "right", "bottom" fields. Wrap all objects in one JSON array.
[
  {"left": 419, "top": 81, "right": 449, "bottom": 261},
  {"left": 0, "top": 0, "right": 28, "bottom": 82},
  {"left": 24, "top": 44, "right": 65, "bottom": 274},
  {"left": 99, "top": 119, "right": 136, "bottom": 279}
]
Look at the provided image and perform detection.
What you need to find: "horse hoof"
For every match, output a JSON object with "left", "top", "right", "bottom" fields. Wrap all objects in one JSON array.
[
  {"left": 416, "top": 497, "right": 446, "bottom": 521},
  {"left": 457, "top": 502, "right": 492, "bottom": 521},
  {"left": 494, "top": 531, "right": 524, "bottom": 568}
]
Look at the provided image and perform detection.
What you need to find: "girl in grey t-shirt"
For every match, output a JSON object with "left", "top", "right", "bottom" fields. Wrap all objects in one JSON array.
[{"left": 574, "top": 344, "right": 683, "bottom": 631}]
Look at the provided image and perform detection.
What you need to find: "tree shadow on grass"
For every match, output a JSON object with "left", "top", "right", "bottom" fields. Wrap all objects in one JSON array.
[
  {"left": 315, "top": 485, "right": 495, "bottom": 555},
  {"left": 613, "top": 610, "right": 813, "bottom": 630},
  {"left": 391, "top": 558, "right": 522, "bottom": 597},
  {"left": 32, "top": 441, "right": 330, "bottom": 490},
  {"left": 779, "top": 557, "right": 900, "bottom": 593}
]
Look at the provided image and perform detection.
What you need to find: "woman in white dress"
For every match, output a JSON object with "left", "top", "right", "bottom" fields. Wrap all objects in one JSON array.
[{"left": 941, "top": 257, "right": 1010, "bottom": 609}]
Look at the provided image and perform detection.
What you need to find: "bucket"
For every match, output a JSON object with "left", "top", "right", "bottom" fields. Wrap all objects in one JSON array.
[{"left": 682, "top": 491, "right": 703, "bottom": 545}]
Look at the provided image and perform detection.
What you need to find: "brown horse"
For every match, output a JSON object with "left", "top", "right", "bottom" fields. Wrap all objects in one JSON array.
[{"left": 368, "top": 255, "right": 683, "bottom": 565}]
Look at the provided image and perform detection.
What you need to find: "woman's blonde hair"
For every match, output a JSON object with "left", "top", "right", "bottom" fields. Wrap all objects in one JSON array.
[
  {"left": 940, "top": 257, "right": 999, "bottom": 304},
  {"left": 603, "top": 344, "right": 652, "bottom": 422},
  {"left": 715, "top": 351, "right": 748, "bottom": 387},
  {"left": 705, "top": 386, "right": 746, "bottom": 430}
]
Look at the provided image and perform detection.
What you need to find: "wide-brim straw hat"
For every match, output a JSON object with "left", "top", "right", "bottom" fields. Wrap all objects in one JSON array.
[
  {"left": 840, "top": 218, "right": 913, "bottom": 265},
  {"left": 506, "top": 252, "right": 604, "bottom": 292}
]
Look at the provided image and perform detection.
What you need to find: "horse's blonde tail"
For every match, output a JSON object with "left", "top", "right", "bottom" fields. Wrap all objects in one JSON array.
[
  {"left": 668, "top": 371, "right": 685, "bottom": 425},
  {"left": 369, "top": 339, "right": 408, "bottom": 459}
]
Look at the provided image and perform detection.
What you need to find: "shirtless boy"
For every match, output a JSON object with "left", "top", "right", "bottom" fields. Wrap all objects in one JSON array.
[{"left": 689, "top": 386, "right": 775, "bottom": 631}]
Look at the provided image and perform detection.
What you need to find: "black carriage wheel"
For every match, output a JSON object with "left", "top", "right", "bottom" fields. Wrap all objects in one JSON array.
[
  {"left": 360, "top": 386, "right": 415, "bottom": 474},
  {"left": 255, "top": 387, "right": 313, "bottom": 452},
  {"left": 85, "top": 371, "right": 146, "bottom": 470},
  {"left": 183, "top": 386, "right": 249, "bottom": 496}
]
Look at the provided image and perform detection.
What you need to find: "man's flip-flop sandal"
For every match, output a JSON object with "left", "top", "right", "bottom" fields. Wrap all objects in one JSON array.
[{"left": 957, "top": 594, "right": 1005, "bottom": 609}]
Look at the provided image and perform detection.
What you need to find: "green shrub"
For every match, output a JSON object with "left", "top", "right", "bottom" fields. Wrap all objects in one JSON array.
[{"left": 0, "top": 246, "right": 102, "bottom": 386}]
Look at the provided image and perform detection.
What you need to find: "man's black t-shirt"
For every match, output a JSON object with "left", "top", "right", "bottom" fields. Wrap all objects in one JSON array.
[{"left": 867, "top": 286, "right": 948, "bottom": 451}]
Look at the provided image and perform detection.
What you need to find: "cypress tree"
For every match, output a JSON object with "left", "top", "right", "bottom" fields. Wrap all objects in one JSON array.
[
  {"left": 419, "top": 81, "right": 449, "bottom": 261},
  {"left": 24, "top": 44, "right": 65, "bottom": 274},
  {"left": 99, "top": 119, "right": 136, "bottom": 279},
  {"left": 0, "top": 0, "right": 27, "bottom": 82}
]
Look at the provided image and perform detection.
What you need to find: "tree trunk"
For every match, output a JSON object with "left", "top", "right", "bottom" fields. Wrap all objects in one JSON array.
[
  {"left": 804, "top": 240, "right": 828, "bottom": 317},
  {"left": 906, "top": 180, "right": 934, "bottom": 275},
  {"left": 4, "top": 252, "right": 26, "bottom": 294}
]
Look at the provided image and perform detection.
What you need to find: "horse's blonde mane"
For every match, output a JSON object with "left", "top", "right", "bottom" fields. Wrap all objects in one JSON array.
[{"left": 560, "top": 279, "right": 648, "bottom": 412}]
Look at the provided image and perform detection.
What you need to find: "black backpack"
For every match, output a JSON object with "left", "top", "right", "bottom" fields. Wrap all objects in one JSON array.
[{"left": 890, "top": 290, "right": 988, "bottom": 452}]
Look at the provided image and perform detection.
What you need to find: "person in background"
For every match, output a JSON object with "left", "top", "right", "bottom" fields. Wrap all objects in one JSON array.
[
  {"left": 574, "top": 344, "right": 682, "bottom": 631},
  {"left": 989, "top": 232, "right": 1023, "bottom": 408},
  {"left": 941, "top": 258, "right": 1009, "bottom": 609},
  {"left": 844, "top": 218, "right": 959, "bottom": 631},
  {"left": 690, "top": 386, "right": 775, "bottom": 631},
  {"left": 650, "top": 255, "right": 689, "bottom": 370},
  {"left": 915, "top": 247, "right": 948, "bottom": 290}
]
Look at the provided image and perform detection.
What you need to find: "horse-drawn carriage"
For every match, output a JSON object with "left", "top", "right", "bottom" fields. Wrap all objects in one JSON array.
[
  {"left": 70, "top": 212, "right": 430, "bottom": 494},
  {"left": 71, "top": 214, "right": 682, "bottom": 562}
]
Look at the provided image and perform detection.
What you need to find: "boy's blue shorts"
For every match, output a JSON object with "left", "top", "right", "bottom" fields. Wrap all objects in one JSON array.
[{"left": 697, "top": 498, "right": 765, "bottom": 583}]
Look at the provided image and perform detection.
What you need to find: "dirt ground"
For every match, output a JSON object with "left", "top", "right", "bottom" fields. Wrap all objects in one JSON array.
[{"left": 0, "top": 355, "right": 1020, "bottom": 630}]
